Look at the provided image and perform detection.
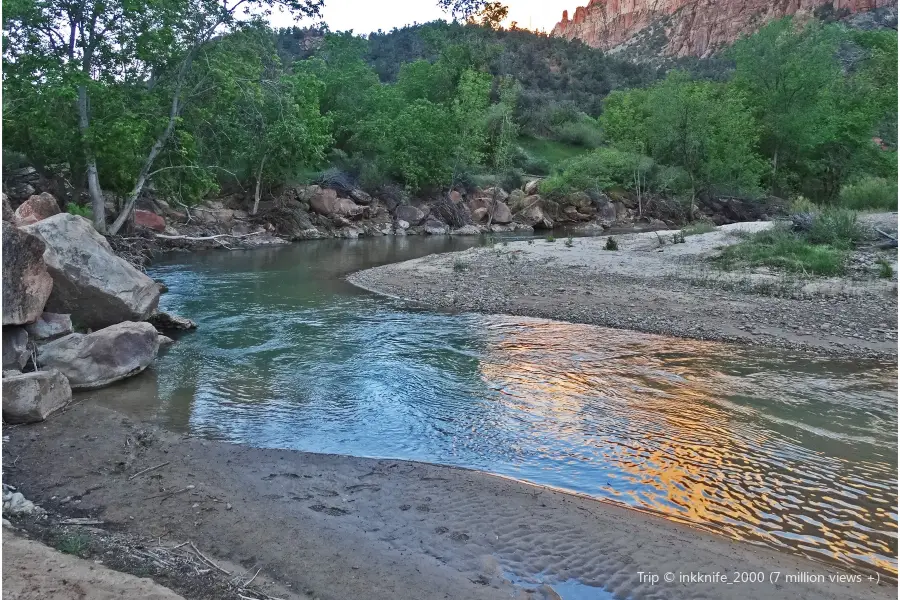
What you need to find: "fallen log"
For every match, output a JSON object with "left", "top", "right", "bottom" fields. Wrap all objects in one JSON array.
[{"left": 154, "top": 231, "right": 264, "bottom": 242}]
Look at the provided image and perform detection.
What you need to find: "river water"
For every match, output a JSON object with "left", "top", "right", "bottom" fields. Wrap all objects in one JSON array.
[{"left": 89, "top": 235, "right": 898, "bottom": 577}]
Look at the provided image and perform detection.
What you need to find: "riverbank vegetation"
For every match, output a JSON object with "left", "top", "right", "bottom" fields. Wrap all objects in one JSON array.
[{"left": 3, "top": 3, "right": 896, "bottom": 233}]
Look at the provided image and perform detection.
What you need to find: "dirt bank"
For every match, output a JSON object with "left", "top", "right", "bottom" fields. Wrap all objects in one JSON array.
[
  {"left": 3, "top": 531, "right": 186, "bottom": 600},
  {"left": 4, "top": 402, "right": 894, "bottom": 600},
  {"left": 348, "top": 219, "right": 899, "bottom": 358}
]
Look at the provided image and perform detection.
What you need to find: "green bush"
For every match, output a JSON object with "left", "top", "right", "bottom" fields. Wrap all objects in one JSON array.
[
  {"left": 806, "top": 208, "right": 865, "bottom": 250},
  {"left": 838, "top": 177, "right": 898, "bottom": 211},
  {"left": 605, "top": 236, "right": 618, "bottom": 251},
  {"left": 66, "top": 203, "right": 93, "bottom": 219},
  {"left": 552, "top": 119, "right": 604, "bottom": 148},
  {"left": 539, "top": 148, "right": 652, "bottom": 199}
]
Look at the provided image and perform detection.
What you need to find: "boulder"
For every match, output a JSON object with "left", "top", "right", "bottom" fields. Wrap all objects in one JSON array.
[
  {"left": 148, "top": 312, "right": 198, "bottom": 331},
  {"left": 2, "top": 369, "right": 71, "bottom": 424},
  {"left": 614, "top": 201, "right": 629, "bottom": 221},
  {"left": 2, "top": 327, "right": 30, "bottom": 370},
  {"left": 24, "top": 312, "right": 73, "bottom": 341},
  {"left": 37, "top": 321, "right": 159, "bottom": 390},
  {"left": 2, "top": 222, "right": 54, "bottom": 326},
  {"left": 471, "top": 207, "right": 489, "bottom": 223},
  {"left": 451, "top": 225, "right": 481, "bottom": 236},
  {"left": 157, "top": 334, "right": 175, "bottom": 349},
  {"left": 520, "top": 204, "right": 554, "bottom": 229},
  {"left": 424, "top": 219, "right": 450, "bottom": 235},
  {"left": 396, "top": 219, "right": 410, "bottom": 230},
  {"left": 567, "top": 192, "right": 593, "bottom": 211},
  {"left": 134, "top": 209, "right": 166, "bottom": 232},
  {"left": 481, "top": 187, "right": 509, "bottom": 203},
  {"left": 22, "top": 214, "right": 160, "bottom": 329},
  {"left": 309, "top": 188, "right": 363, "bottom": 218},
  {"left": 348, "top": 188, "right": 373, "bottom": 205},
  {"left": 395, "top": 205, "right": 426, "bottom": 226},
  {"left": 449, "top": 191, "right": 463, "bottom": 204},
  {"left": 598, "top": 201, "right": 617, "bottom": 222},
  {"left": 491, "top": 202, "right": 513, "bottom": 225},
  {"left": 2, "top": 194, "right": 13, "bottom": 222},
  {"left": 14, "top": 193, "right": 61, "bottom": 227},
  {"left": 507, "top": 189, "right": 527, "bottom": 212},
  {"left": 524, "top": 179, "right": 541, "bottom": 195}
]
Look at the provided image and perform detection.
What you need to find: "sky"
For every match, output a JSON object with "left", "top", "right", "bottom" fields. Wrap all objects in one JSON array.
[{"left": 269, "top": 0, "right": 576, "bottom": 35}]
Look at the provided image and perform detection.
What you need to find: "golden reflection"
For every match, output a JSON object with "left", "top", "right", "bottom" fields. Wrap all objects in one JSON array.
[{"left": 477, "top": 318, "right": 899, "bottom": 578}]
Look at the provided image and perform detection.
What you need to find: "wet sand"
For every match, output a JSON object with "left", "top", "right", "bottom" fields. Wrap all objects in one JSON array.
[{"left": 4, "top": 402, "right": 893, "bottom": 600}]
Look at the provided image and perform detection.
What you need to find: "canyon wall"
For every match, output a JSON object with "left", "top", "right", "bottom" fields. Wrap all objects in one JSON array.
[{"left": 551, "top": 0, "right": 896, "bottom": 57}]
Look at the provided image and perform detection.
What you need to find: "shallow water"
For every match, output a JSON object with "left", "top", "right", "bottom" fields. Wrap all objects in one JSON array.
[{"left": 90, "top": 236, "right": 898, "bottom": 578}]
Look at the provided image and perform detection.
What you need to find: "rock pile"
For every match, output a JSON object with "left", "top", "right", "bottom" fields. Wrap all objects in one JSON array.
[{"left": 1, "top": 194, "right": 179, "bottom": 423}]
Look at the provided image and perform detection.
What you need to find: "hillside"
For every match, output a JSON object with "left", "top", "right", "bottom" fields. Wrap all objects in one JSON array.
[{"left": 551, "top": 0, "right": 897, "bottom": 60}]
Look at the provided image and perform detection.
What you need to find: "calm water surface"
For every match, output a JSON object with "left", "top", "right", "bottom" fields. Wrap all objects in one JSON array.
[{"left": 89, "top": 236, "right": 898, "bottom": 577}]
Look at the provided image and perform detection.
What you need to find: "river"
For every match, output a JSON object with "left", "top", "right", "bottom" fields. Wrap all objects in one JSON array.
[{"left": 86, "top": 235, "right": 898, "bottom": 577}]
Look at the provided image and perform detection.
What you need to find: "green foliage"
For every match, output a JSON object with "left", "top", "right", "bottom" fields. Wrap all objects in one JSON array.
[
  {"left": 545, "top": 234, "right": 555, "bottom": 242},
  {"left": 838, "top": 177, "right": 898, "bottom": 211},
  {"left": 605, "top": 237, "right": 618, "bottom": 251},
  {"left": 671, "top": 230, "right": 686, "bottom": 244},
  {"left": 805, "top": 208, "right": 865, "bottom": 250},
  {"left": 66, "top": 203, "right": 93, "bottom": 219},
  {"left": 876, "top": 258, "right": 893, "bottom": 279},
  {"left": 539, "top": 148, "right": 653, "bottom": 199}
]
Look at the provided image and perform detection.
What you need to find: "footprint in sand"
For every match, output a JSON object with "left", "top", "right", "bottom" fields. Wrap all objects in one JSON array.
[{"left": 309, "top": 504, "right": 349, "bottom": 516}]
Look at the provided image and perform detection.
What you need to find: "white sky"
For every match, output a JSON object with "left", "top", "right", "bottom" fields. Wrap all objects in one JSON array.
[{"left": 269, "top": 0, "right": 576, "bottom": 34}]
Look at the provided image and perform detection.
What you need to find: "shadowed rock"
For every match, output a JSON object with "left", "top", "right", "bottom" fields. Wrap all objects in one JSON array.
[
  {"left": 2, "top": 369, "right": 71, "bottom": 423},
  {"left": 37, "top": 321, "right": 159, "bottom": 390},
  {"left": 23, "top": 214, "right": 160, "bottom": 329},
  {"left": 2, "top": 222, "right": 54, "bottom": 326}
]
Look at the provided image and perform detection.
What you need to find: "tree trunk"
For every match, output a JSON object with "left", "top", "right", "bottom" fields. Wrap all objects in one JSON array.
[
  {"left": 251, "top": 155, "right": 266, "bottom": 216},
  {"left": 77, "top": 85, "right": 106, "bottom": 232}
]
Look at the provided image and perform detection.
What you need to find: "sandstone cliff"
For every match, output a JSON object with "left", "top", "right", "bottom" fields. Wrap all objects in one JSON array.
[{"left": 551, "top": 0, "right": 896, "bottom": 58}]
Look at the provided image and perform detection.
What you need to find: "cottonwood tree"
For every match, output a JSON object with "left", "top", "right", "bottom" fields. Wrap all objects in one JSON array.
[{"left": 3, "top": 0, "right": 485, "bottom": 234}]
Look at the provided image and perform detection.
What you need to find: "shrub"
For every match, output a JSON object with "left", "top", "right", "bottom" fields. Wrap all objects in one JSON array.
[
  {"left": 838, "top": 177, "right": 898, "bottom": 211},
  {"left": 672, "top": 230, "right": 686, "bottom": 244},
  {"left": 806, "top": 208, "right": 865, "bottom": 250},
  {"left": 499, "top": 168, "right": 525, "bottom": 192},
  {"left": 539, "top": 148, "right": 652, "bottom": 199},
  {"left": 652, "top": 165, "right": 692, "bottom": 196},
  {"left": 605, "top": 236, "right": 618, "bottom": 251},
  {"left": 66, "top": 203, "right": 93, "bottom": 219},
  {"left": 552, "top": 119, "right": 604, "bottom": 148},
  {"left": 452, "top": 258, "right": 470, "bottom": 272},
  {"left": 876, "top": 258, "right": 893, "bottom": 279}
]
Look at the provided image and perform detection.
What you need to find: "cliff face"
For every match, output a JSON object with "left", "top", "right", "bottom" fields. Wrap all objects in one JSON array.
[{"left": 551, "top": 0, "right": 896, "bottom": 58}]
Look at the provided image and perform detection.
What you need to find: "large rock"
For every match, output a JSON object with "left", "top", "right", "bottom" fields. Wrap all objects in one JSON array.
[
  {"left": 524, "top": 179, "right": 541, "bottom": 195},
  {"left": 491, "top": 202, "right": 513, "bottom": 225},
  {"left": 23, "top": 214, "right": 160, "bottom": 329},
  {"left": 2, "top": 194, "right": 13, "bottom": 222},
  {"left": 2, "top": 222, "right": 54, "bottom": 326},
  {"left": 37, "top": 321, "right": 160, "bottom": 390},
  {"left": 519, "top": 204, "right": 554, "bottom": 229},
  {"left": 395, "top": 205, "right": 426, "bottom": 226},
  {"left": 148, "top": 312, "right": 197, "bottom": 331},
  {"left": 309, "top": 188, "right": 362, "bottom": 218},
  {"left": 2, "top": 369, "right": 71, "bottom": 424},
  {"left": 13, "top": 193, "right": 61, "bottom": 226},
  {"left": 2, "top": 327, "right": 30, "bottom": 370},
  {"left": 423, "top": 219, "right": 450, "bottom": 235},
  {"left": 471, "top": 207, "right": 489, "bottom": 223},
  {"left": 24, "top": 312, "right": 73, "bottom": 341},
  {"left": 134, "top": 209, "right": 166, "bottom": 232}
]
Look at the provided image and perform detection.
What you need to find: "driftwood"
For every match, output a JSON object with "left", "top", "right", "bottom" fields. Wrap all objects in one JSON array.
[
  {"left": 154, "top": 231, "right": 264, "bottom": 242},
  {"left": 874, "top": 227, "right": 898, "bottom": 248}
]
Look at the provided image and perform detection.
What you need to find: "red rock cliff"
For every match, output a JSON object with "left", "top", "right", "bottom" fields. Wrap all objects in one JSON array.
[{"left": 551, "top": 0, "right": 895, "bottom": 57}]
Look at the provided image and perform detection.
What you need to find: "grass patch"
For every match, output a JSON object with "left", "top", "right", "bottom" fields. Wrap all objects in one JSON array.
[
  {"left": 56, "top": 533, "right": 90, "bottom": 557},
  {"left": 681, "top": 222, "right": 717, "bottom": 236},
  {"left": 545, "top": 234, "right": 556, "bottom": 242},
  {"left": 605, "top": 237, "right": 619, "bottom": 251},
  {"left": 876, "top": 258, "right": 894, "bottom": 279},
  {"left": 452, "top": 258, "right": 470, "bottom": 272},
  {"left": 717, "top": 226, "right": 847, "bottom": 276}
]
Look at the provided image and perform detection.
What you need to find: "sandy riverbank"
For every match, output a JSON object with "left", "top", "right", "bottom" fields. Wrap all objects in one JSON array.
[
  {"left": 348, "top": 219, "right": 899, "bottom": 358},
  {"left": 4, "top": 402, "right": 894, "bottom": 600}
]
